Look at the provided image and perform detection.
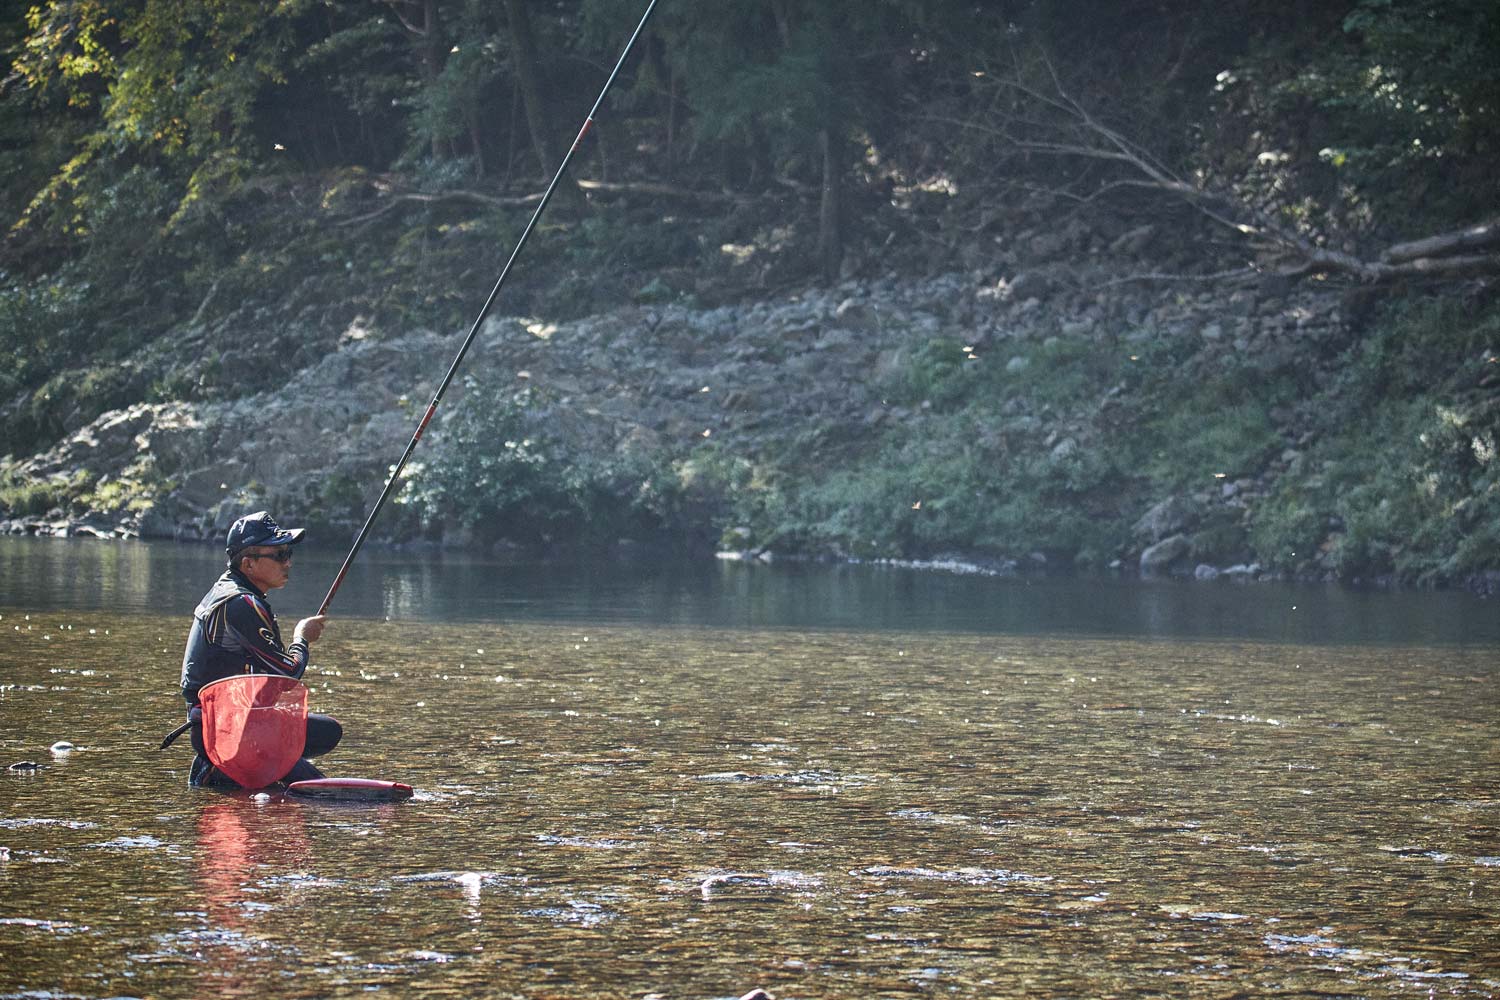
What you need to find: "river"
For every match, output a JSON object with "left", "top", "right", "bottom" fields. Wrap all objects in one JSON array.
[{"left": 1, "top": 537, "right": 1497, "bottom": 998}]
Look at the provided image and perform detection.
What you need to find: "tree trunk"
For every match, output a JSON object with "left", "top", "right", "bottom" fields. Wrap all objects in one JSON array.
[
  {"left": 420, "top": 0, "right": 451, "bottom": 160},
  {"left": 818, "top": 121, "right": 844, "bottom": 283},
  {"left": 468, "top": 106, "right": 486, "bottom": 178},
  {"left": 504, "top": 0, "right": 559, "bottom": 181},
  {"left": 386, "top": 0, "right": 451, "bottom": 160}
]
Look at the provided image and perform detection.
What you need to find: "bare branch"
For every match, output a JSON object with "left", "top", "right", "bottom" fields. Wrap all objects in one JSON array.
[
  {"left": 953, "top": 56, "right": 1500, "bottom": 287},
  {"left": 1384, "top": 217, "right": 1500, "bottom": 264},
  {"left": 332, "top": 179, "right": 749, "bottom": 228},
  {"left": 1096, "top": 266, "right": 1261, "bottom": 287},
  {"left": 1284, "top": 250, "right": 1500, "bottom": 282},
  {"left": 190, "top": 276, "right": 223, "bottom": 327},
  {"left": 382, "top": 0, "right": 426, "bottom": 38}
]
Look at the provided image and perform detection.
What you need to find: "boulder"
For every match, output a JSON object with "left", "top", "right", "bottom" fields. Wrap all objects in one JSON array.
[
  {"left": 833, "top": 298, "right": 873, "bottom": 328},
  {"left": 1006, "top": 270, "right": 1054, "bottom": 301},
  {"left": 1133, "top": 496, "right": 1201, "bottom": 543},
  {"left": 1140, "top": 534, "right": 1191, "bottom": 573},
  {"left": 1109, "top": 224, "right": 1157, "bottom": 256}
]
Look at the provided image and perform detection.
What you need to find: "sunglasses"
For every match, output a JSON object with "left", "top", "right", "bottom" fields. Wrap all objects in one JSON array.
[{"left": 245, "top": 548, "right": 293, "bottom": 564}]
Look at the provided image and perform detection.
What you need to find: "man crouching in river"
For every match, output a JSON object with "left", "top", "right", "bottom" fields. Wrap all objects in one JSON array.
[{"left": 178, "top": 510, "right": 341, "bottom": 787}]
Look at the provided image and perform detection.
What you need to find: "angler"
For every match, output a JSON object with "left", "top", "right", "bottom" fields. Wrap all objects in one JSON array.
[{"left": 171, "top": 511, "right": 341, "bottom": 787}]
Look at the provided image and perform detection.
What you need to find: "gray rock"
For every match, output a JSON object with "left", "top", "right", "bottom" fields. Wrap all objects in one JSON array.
[
  {"left": 1109, "top": 224, "right": 1156, "bottom": 256},
  {"left": 1133, "top": 497, "right": 1201, "bottom": 543},
  {"left": 833, "top": 298, "right": 873, "bottom": 328},
  {"left": 1226, "top": 290, "right": 1259, "bottom": 317},
  {"left": 1194, "top": 563, "right": 1221, "bottom": 580},
  {"left": 1007, "top": 270, "right": 1053, "bottom": 301},
  {"left": 1028, "top": 230, "right": 1071, "bottom": 260},
  {"left": 1140, "top": 534, "right": 1191, "bottom": 573}
]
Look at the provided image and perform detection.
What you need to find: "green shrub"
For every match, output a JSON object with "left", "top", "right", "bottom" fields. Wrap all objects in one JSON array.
[
  {"left": 1245, "top": 297, "right": 1500, "bottom": 581},
  {"left": 400, "top": 381, "right": 690, "bottom": 550},
  {"left": 0, "top": 468, "right": 95, "bottom": 518},
  {"left": 882, "top": 337, "right": 971, "bottom": 409}
]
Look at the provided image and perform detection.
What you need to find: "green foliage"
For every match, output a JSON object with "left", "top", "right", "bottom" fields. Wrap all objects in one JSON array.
[
  {"left": 35, "top": 368, "right": 121, "bottom": 447},
  {"left": 399, "top": 379, "right": 686, "bottom": 550},
  {"left": 1247, "top": 488, "right": 1328, "bottom": 574},
  {"left": 1215, "top": 0, "right": 1500, "bottom": 235},
  {"left": 1141, "top": 393, "right": 1282, "bottom": 491},
  {"left": 569, "top": 207, "right": 701, "bottom": 274},
  {"left": 81, "top": 473, "right": 155, "bottom": 516},
  {"left": 12, "top": 0, "right": 314, "bottom": 238},
  {"left": 1335, "top": 0, "right": 1500, "bottom": 164},
  {"left": 0, "top": 467, "right": 95, "bottom": 517},
  {"left": 671, "top": 446, "right": 787, "bottom": 551},
  {"left": 1255, "top": 392, "right": 1500, "bottom": 582},
  {"left": 403, "top": 10, "right": 504, "bottom": 164},
  {"left": 708, "top": 390, "right": 1133, "bottom": 565},
  {"left": 1251, "top": 298, "right": 1500, "bottom": 581},
  {"left": 882, "top": 338, "right": 972, "bottom": 409},
  {"left": 0, "top": 273, "right": 85, "bottom": 389}
]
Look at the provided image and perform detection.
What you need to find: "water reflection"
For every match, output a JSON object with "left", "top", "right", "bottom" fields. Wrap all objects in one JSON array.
[
  {"left": 1, "top": 536, "right": 1496, "bottom": 644},
  {"left": 192, "top": 798, "right": 311, "bottom": 997}
]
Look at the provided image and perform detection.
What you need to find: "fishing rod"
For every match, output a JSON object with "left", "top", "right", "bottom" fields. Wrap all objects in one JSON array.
[{"left": 316, "top": 0, "right": 661, "bottom": 617}]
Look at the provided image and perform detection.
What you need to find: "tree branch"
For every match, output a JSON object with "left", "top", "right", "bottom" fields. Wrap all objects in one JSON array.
[
  {"left": 332, "top": 178, "right": 750, "bottom": 228},
  {"left": 381, "top": 0, "right": 426, "bottom": 38},
  {"left": 955, "top": 56, "right": 1500, "bottom": 287},
  {"left": 1383, "top": 217, "right": 1500, "bottom": 264}
]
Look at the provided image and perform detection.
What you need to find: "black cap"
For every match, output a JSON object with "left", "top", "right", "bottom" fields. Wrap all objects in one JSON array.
[{"left": 226, "top": 510, "right": 305, "bottom": 556}]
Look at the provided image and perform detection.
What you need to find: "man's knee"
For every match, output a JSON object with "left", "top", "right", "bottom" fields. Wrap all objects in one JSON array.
[{"left": 304, "top": 714, "right": 342, "bottom": 757}]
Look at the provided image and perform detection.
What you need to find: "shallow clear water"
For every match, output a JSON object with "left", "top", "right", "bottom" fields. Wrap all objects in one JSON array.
[{"left": 1, "top": 539, "right": 1497, "bottom": 998}]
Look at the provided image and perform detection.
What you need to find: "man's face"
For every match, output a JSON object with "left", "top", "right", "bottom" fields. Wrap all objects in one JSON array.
[{"left": 239, "top": 546, "right": 293, "bottom": 591}]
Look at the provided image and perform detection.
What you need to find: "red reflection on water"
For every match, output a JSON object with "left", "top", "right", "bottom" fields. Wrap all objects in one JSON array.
[{"left": 193, "top": 797, "right": 310, "bottom": 996}]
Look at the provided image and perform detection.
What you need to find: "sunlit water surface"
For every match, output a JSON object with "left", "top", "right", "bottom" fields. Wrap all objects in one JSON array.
[{"left": 1, "top": 538, "right": 1497, "bottom": 998}]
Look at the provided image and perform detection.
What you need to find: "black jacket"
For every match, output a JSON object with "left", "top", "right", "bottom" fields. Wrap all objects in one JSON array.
[{"left": 178, "top": 568, "right": 309, "bottom": 706}]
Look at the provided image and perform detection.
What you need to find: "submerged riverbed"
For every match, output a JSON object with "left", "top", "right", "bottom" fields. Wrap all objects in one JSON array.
[{"left": 1, "top": 539, "right": 1497, "bottom": 998}]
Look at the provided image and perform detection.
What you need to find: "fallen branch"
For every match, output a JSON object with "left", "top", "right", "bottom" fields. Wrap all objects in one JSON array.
[
  {"left": 332, "top": 177, "right": 749, "bottom": 228},
  {"left": 1284, "top": 249, "right": 1500, "bottom": 282},
  {"left": 190, "top": 276, "right": 223, "bottom": 326},
  {"left": 1383, "top": 217, "right": 1500, "bottom": 264},
  {"left": 577, "top": 179, "right": 749, "bottom": 204},
  {"left": 1097, "top": 266, "right": 1260, "bottom": 287},
  {"left": 951, "top": 53, "right": 1500, "bottom": 287}
]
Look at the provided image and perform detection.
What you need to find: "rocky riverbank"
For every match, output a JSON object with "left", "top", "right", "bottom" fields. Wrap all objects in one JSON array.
[{"left": 4, "top": 248, "right": 1497, "bottom": 589}]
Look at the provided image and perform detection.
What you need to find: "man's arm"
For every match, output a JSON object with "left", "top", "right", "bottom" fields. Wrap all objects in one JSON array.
[{"left": 223, "top": 594, "right": 310, "bottom": 679}]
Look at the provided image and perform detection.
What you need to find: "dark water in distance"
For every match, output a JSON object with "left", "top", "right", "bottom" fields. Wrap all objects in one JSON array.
[{"left": 0, "top": 536, "right": 1496, "bottom": 645}]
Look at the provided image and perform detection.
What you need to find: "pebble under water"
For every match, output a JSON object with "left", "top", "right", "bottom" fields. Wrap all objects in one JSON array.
[{"left": 2, "top": 608, "right": 1497, "bottom": 998}]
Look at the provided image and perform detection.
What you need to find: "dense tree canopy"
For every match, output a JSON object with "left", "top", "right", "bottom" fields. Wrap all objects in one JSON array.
[{"left": 6, "top": 1, "right": 1496, "bottom": 260}]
